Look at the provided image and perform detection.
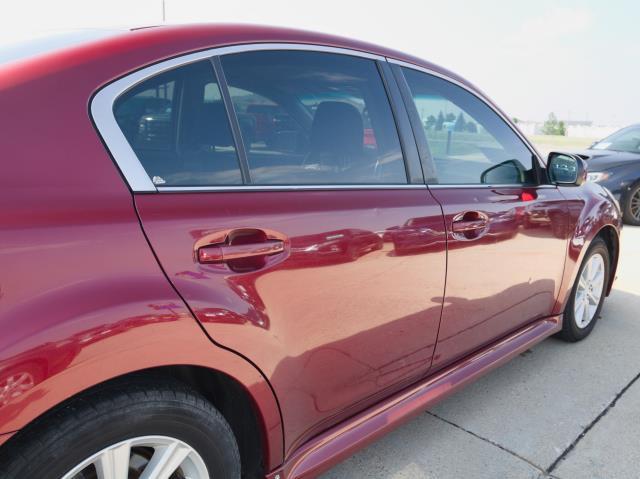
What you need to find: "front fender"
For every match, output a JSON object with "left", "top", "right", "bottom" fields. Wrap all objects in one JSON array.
[{"left": 553, "top": 182, "right": 622, "bottom": 314}]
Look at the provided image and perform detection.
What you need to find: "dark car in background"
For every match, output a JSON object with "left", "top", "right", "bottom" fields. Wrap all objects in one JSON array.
[{"left": 577, "top": 124, "right": 640, "bottom": 225}]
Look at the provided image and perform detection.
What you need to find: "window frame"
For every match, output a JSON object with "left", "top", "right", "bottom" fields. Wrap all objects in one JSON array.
[
  {"left": 91, "top": 43, "right": 423, "bottom": 193},
  {"left": 389, "top": 59, "right": 551, "bottom": 189}
]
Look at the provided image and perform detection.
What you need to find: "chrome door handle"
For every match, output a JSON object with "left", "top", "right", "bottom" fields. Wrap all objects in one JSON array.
[
  {"left": 451, "top": 218, "right": 488, "bottom": 233},
  {"left": 198, "top": 240, "right": 284, "bottom": 264},
  {"left": 451, "top": 211, "right": 489, "bottom": 240}
]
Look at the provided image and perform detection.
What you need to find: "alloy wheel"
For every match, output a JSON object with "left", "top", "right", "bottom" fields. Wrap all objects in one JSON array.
[
  {"left": 61, "top": 435, "right": 209, "bottom": 479},
  {"left": 574, "top": 253, "right": 606, "bottom": 329},
  {"left": 630, "top": 188, "right": 640, "bottom": 221}
]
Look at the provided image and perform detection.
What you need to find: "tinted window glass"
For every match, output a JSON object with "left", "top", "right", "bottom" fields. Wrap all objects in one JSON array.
[
  {"left": 221, "top": 51, "right": 407, "bottom": 185},
  {"left": 114, "top": 60, "right": 242, "bottom": 186},
  {"left": 402, "top": 68, "right": 536, "bottom": 185}
]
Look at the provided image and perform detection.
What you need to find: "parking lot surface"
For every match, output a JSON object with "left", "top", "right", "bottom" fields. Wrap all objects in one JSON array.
[{"left": 322, "top": 226, "right": 639, "bottom": 479}]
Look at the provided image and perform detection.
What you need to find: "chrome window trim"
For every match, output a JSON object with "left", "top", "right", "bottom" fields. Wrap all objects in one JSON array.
[
  {"left": 91, "top": 43, "right": 386, "bottom": 192},
  {"left": 386, "top": 57, "right": 548, "bottom": 171},
  {"left": 155, "top": 183, "right": 556, "bottom": 192},
  {"left": 427, "top": 183, "right": 557, "bottom": 189},
  {"left": 156, "top": 184, "right": 427, "bottom": 192}
]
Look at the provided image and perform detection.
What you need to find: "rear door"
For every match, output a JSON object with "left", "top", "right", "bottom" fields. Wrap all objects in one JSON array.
[
  {"left": 106, "top": 49, "right": 446, "bottom": 452},
  {"left": 395, "top": 64, "right": 569, "bottom": 370}
]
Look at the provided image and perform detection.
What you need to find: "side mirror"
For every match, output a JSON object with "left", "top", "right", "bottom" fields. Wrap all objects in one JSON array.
[{"left": 547, "top": 152, "right": 587, "bottom": 186}]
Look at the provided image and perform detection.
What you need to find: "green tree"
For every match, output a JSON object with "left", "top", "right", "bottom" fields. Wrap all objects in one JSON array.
[
  {"left": 445, "top": 112, "right": 456, "bottom": 123},
  {"left": 425, "top": 114, "right": 437, "bottom": 130},
  {"left": 542, "top": 112, "right": 566, "bottom": 136},
  {"left": 454, "top": 112, "right": 466, "bottom": 132},
  {"left": 435, "top": 111, "right": 445, "bottom": 131},
  {"left": 558, "top": 121, "right": 566, "bottom": 136},
  {"left": 466, "top": 120, "right": 478, "bottom": 133}
]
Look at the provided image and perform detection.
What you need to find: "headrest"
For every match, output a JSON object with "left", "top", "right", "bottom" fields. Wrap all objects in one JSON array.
[
  {"left": 310, "top": 101, "right": 363, "bottom": 156},
  {"left": 191, "top": 101, "right": 235, "bottom": 148}
]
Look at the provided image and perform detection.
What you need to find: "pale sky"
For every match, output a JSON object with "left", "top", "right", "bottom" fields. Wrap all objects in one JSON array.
[{"left": 1, "top": 0, "right": 638, "bottom": 125}]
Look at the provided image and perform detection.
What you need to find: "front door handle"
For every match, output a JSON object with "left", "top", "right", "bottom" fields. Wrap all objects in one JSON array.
[
  {"left": 198, "top": 240, "right": 284, "bottom": 264},
  {"left": 451, "top": 211, "right": 489, "bottom": 240}
]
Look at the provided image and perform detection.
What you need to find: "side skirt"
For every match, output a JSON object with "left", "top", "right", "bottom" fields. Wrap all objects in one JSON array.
[{"left": 267, "top": 315, "right": 561, "bottom": 479}]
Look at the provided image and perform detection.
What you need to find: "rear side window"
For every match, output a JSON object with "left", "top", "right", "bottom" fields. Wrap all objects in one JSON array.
[
  {"left": 114, "top": 60, "right": 242, "bottom": 186},
  {"left": 220, "top": 51, "right": 407, "bottom": 185},
  {"left": 402, "top": 67, "right": 536, "bottom": 185}
]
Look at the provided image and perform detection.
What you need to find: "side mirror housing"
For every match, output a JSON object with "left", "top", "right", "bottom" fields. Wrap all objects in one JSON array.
[{"left": 547, "top": 152, "right": 587, "bottom": 186}]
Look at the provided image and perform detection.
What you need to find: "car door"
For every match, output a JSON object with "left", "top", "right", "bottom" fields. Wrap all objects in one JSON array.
[
  {"left": 394, "top": 63, "right": 569, "bottom": 370},
  {"left": 108, "top": 49, "right": 446, "bottom": 452}
]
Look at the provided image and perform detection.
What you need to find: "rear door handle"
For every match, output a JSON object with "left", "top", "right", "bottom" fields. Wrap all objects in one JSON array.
[
  {"left": 452, "top": 218, "right": 488, "bottom": 233},
  {"left": 199, "top": 240, "right": 284, "bottom": 264},
  {"left": 451, "top": 211, "right": 489, "bottom": 239}
]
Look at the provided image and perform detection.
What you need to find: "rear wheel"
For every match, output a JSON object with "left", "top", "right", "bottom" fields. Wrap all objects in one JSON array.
[
  {"left": 0, "top": 378, "right": 240, "bottom": 479},
  {"left": 558, "top": 238, "right": 610, "bottom": 342},
  {"left": 623, "top": 182, "right": 640, "bottom": 226}
]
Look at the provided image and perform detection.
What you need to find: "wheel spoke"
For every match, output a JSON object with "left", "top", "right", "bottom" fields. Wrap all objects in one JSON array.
[
  {"left": 582, "top": 297, "right": 590, "bottom": 325},
  {"left": 592, "top": 268, "right": 604, "bottom": 285},
  {"left": 139, "top": 442, "right": 191, "bottom": 479},
  {"left": 592, "top": 259, "right": 603, "bottom": 281},
  {"left": 575, "top": 299, "right": 586, "bottom": 326},
  {"left": 593, "top": 259, "right": 598, "bottom": 278},
  {"left": 62, "top": 436, "right": 207, "bottom": 479},
  {"left": 573, "top": 253, "right": 606, "bottom": 329},
  {"left": 592, "top": 277, "right": 605, "bottom": 295},
  {"left": 95, "top": 441, "right": 131, "bottom": 479},
  {"left": 578, "top": 276, "right": 588, "bottom": 290}
]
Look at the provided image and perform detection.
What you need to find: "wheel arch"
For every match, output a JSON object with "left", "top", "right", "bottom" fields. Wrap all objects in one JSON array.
[
  {"left": 555, "top": 223, "right": 621, "bottom": 315},
  {"left": 553, "top": 184, "right": 622, "bottom": 316},
  {"left": 0, "top": 364, "right": 275, "bottom": 478},
  {"left": 595, "top": 224, "right": 620, "bottom": 296}
]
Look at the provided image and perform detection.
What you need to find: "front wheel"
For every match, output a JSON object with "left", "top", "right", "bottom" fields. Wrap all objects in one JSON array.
[
  {"left": 0, "top": 378, "right": 241, "bottom": 479},
  {"left": 558, "top": 238, "right": 610, "bottom": 342}
]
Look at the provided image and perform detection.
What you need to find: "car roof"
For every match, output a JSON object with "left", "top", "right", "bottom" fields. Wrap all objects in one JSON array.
[
  {"left": 0, "top": 28, "right": 128, "bottom": 65},
  {"left": 0, "top": 23, "right": 512, "bottom": 133},
  {"left": 0, "top": 24, "right": 474, "bottom": 90}
]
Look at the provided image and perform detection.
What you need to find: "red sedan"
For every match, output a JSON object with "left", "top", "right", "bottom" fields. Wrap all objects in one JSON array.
[{"left": 0, "top": 25, "right": 621, "bottom": 479}]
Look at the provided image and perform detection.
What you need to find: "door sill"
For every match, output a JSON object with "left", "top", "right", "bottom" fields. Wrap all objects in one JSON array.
[{"left": 267, "top": 315, "right": 561, "bottom": 479}]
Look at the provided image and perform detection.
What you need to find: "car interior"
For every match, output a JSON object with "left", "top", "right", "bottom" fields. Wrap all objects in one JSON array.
[{"left": 114, "top": 52, "right": 409, "bottom": 187}]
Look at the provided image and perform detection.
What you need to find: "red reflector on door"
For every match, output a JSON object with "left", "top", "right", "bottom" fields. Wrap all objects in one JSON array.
[{"left": 521, "top": 191, "right": 536, "bottom": 202}]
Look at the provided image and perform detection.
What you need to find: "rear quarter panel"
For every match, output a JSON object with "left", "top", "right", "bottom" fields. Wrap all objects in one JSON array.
[{"left": 0, "top": 49, "right": 283, "bottom": 468}]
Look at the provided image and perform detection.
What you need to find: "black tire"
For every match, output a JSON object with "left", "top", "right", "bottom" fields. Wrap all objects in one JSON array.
[
  {"left": 0, "top": 377, "right": 240, "bottom": 479},
  {"left": 558, "top": 238, "right": 610, "bottom": 342},
  {"left": 622, "top": 182, "right": 640, "bottom": 226}
]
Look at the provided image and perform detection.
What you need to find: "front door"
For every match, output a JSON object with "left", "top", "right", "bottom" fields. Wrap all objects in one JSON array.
[
  {"left": 114, "top": 50, "right": 446, "bottom": 452},
  {"left": 398, "top": 65, "right": 569, "bottom": 369}
]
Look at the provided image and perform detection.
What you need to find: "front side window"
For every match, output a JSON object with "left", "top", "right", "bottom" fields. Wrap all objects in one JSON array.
[
  {"left": 114, "top": 60, "right": 242, "bottom": 186},
  {"left": 402, "top": 67, "right": 536, "bottom": 185},
  {"left": 220, "top": 51, "right": 407, "bottom": 185}
]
